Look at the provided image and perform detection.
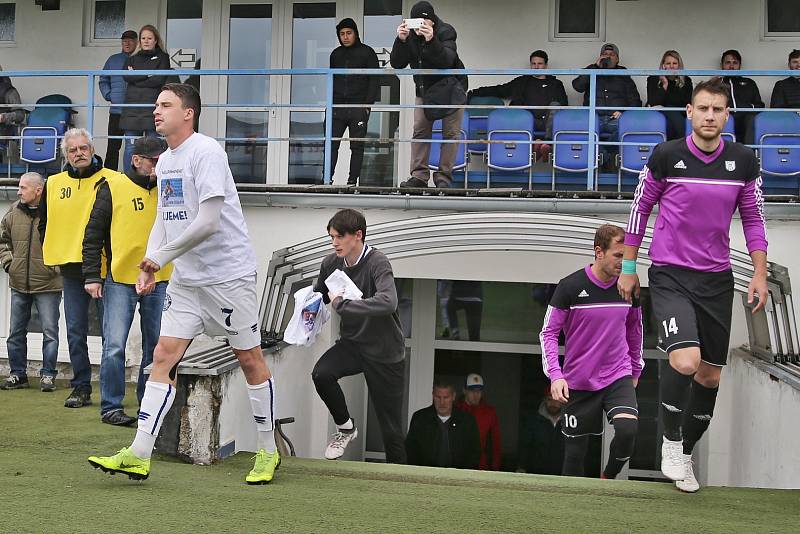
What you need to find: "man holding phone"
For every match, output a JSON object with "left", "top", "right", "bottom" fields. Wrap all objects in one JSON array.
[{"left": 391, "top": 1, "right": 467, "bottom": 189}]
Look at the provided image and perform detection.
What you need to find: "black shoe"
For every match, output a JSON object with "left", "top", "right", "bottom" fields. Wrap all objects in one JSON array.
[
  {"left": 0, "top": 374, "right": 29, "bottom": 390},
  {"left": 64, "top": 387, "right": 92, "bottom": 408},
  {"left": 433, "top": 178, "right": 450, "bottom": 189},
  {"left": 101, "top": 409, "right": 137, "bottom": 426},
  {"left": 40, "top": 375, "right": 56, "bottom": 392},
  {"left": 399, "top": 177, "right": 428, "bottom": 188}
]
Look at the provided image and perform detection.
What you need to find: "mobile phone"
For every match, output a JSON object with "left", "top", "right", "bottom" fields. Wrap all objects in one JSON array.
[{"left": 405, "top": 18, "right": 424, "bottom": 30}]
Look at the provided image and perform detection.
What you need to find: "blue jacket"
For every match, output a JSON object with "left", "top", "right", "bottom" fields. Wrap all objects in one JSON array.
[{"left": 100, "top": 52, "right": 130, "bottom": 115}]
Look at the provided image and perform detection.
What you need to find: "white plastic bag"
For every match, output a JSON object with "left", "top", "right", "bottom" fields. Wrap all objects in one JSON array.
[
  {"left": 283, "top": 286, "right": 330, "bottom": 346},
  {"left": 324, "top": 269, "right": 363, "bottom": 300}
]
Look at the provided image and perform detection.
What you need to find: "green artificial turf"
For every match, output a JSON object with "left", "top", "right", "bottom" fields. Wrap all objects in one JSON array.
[{"left": 1, "top": 382, "right": 797, "bottom": 533}]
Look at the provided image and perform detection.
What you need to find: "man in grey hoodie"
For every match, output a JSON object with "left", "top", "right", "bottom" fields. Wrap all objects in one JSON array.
[{"left": 312, "top": 209, "right": 406, "bottom": 463}]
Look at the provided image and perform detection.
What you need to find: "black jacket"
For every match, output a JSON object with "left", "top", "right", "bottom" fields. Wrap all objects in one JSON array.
[
  {"left": 390, "top": 15, "right": 467, "bottom": 97},
  {"left": 120, "top": 48, "right": 176, "bottom": 131},
  {"left": 471, "top": 75, "right": 568, "bottom": 124},
  {"left": 572, "top": 64, "right": 642, "bottom": 111},
  {"left": 330, "top": 23, "right": 379, "bottom": 106},
  {"left": 770, "top": 77, "right": 800, "bottom": 109},
  {"left": 82, "top": 170, "right": 156, "bottom": 284},
  {"left": 723, "top": 75, "right": 764, "bottom": 110},
  {"left": 405, "top": 405, "right": 480, "bottom": 469},
  {"left": 646, "top": 75, "right": 693, "bottom": 108}
]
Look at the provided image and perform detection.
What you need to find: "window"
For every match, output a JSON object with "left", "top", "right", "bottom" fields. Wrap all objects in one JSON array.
[
  {"left": 84, "top": 0, "right": 126, "bottom": 45},
  {"left": 0, "top": 3, "right": 15, "bottom": 43},
  {"left": 763, "top": 0, "right": 800, "bottom": 39},
  {"left": 549, "top": 0, "right": 605, "bottom": 41},
  {"left": 166, "top": 0, "right": 203, "bottom": 77}
]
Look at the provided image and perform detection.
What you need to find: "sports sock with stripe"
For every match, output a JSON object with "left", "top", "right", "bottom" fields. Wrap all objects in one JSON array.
[
  {"left": 681, "top": 380, "right": 719, "bottom": 455},
  {"left": 131, "top": 381, "right": 175, "bottom": 459},
  {"left": 659, "top": 360, "right": 693, "bottom": 441},
  {"left": 247, "top": 378, "right": 276, "bottom": 453}
]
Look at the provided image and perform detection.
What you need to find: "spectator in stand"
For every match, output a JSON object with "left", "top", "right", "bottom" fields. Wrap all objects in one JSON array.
[
  {"left": 0, "top": 173, "right": 62, "bottom": 392},
  {"left": 329, "top": 18, "right": 379, "bottom": 186},
  {"left": 120, "top": 24, "right": 174, "bottom": 173},
  {"left": 0, "top": 66, "right": 27, "bottom": 164},
  {"left": 39, "top": 129, "right": 113, "bottom": 409},
  {"left": 100, "top": 30, "right": 138, "bottom": 171},
  {"left": 770, "top": 49, "right": 800, "bottom": 109},
  {"left": 469, "top": 50, "right": 568, "bottom": 160},
  {"left": 82, "top": 137, "right": 171, "bottom": 426},
  {"left": 518, "top": 386, "right": 564, "bottom": 475},
  {"left": 720, "top": 49, "right": 764, "bottom": 143},
  {"left": 647, "top": 50, "right": 693, "bottom": 140},
  {"left": 406, "top": 380, "right": 480, "bottom": 469},
  {"left": 391, "top": 1, "right": 467, "bottom": 189},
  {"left": 573, "top": 43, "right": 642, "bottom": 168},
  {"left": 455, "top": 373, "right": 502, "bottom": 471}
]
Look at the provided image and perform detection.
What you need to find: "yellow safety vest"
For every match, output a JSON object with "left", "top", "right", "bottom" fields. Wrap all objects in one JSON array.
[
  {"left": 42, "top": 169, "right": 107, "bottom": 266},
  {"left": 107, "top": 174, "right": 172, "bottom": 284}
]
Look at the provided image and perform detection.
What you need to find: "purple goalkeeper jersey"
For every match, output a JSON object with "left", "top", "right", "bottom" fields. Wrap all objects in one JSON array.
[
  {"left": 626, "top": 136, "right": 767, "bottom": 272},
  {"left": 540, "top": 265, "right": 644, "bottom": 391}
]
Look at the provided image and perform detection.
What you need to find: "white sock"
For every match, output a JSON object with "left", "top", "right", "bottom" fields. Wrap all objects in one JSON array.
[
  {"left": 338, "top": 418, "right": 354, "bottom": 431},
  {"left": 130, "top": 381, "right": 175, "bottom": 459},
  {"left": 247, "top": 378, "right": 276, "bottom": 453}
]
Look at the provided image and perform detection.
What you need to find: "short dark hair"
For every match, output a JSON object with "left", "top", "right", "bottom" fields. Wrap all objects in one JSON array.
[
  {"left": 790, "top": 49, "right": 800, "bottom": 62},
  {"left": 721, "top": 49, "right": 742, "bottom": 65},
  {"left": 161, "top": 83, "right": 201, "bottom": 131},
  {"left": 530, "top": 50, "right": 548, "bottom": 63},
  {"left": 594, "top": 224, "right": 625, "bottom": 253},
  {"left": 432, "top": 378, "right": 454, "bottom": 393},
  {"left": 327, "top": 209, "right": 367, "bottom": 241},
  {"left": 691, "top": 77, "right": 731, "bottom": 106}
]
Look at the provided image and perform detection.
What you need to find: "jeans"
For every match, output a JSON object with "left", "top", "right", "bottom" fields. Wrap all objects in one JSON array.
[
  {"left": 100, "top": 276, "right": 167, "bottom": 414},
  {"left": 62, "top": 276, "right": 104, "bottom": 392},
  {"left": 6, "top": 289, "right": 61, "bottom": 378},
  {"left": 598, "top": 115, "right": 620, "bottom": 166},
  {"left": 123, "top": 129, "right": 158, "bottom": 173},
  {"left": 105, "top": 113, "right": 123, "bottom": 171}
]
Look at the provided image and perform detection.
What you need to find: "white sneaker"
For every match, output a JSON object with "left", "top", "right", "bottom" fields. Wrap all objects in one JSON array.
[
  {"left": 324, "top": 428, "right": 358, "bottom": 460},
  {"left": 661, "top": 437, "right": 686, "bottom": 481},
  {"left": 675, "top": 454, "right": 700, "bottom": 493}
]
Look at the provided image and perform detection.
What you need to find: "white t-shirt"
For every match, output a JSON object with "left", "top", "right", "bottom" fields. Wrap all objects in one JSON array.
[{"left": 154, "top": 132, "right": 256, "bottom": 286}]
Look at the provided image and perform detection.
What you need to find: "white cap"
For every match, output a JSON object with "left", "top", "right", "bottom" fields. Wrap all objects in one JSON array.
[{"left": 465, "top": 373, "right": 484, "bottom": 389}]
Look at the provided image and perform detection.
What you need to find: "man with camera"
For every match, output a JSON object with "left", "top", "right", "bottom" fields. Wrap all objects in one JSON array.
[
  {"left": 572, "top": 43, "right": 641, "bottom": 168},
  {"left": 391, "top": 1, "right": 467, "bottom": 189}
]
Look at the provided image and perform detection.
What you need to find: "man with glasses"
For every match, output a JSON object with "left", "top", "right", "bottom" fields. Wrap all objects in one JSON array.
[{"left": 82, "top": 137, "right": 171, "bottom": 426}]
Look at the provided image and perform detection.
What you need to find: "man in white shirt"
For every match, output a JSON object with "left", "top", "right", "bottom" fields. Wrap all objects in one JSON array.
[{"left": 88, "top": 83, "right": 280, "bottom": 485}]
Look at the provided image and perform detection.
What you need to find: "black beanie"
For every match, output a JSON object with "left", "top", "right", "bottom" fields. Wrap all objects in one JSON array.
[{"left": 410, "top": 1, "right": 435, "bottom": 19}]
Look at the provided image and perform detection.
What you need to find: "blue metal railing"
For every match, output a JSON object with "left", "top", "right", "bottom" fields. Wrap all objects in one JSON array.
[{"left": 1, "top": 67, "right": 798, "bottom": 190}]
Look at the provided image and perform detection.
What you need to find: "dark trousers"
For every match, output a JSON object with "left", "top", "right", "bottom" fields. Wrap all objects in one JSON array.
[
  {"left": 312, "top": 339, "right": 407, "bottom": 464},
  {"left": 330, "top": 108, "right": 370, "bottom": 184},
  {"left": 446, "top": 299, "right": 482, "bottom": 341},
  {"left": 105, "top": 113, "right": 123, "bottom": 171}
]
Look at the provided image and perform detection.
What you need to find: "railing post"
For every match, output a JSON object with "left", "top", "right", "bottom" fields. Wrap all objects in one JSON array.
[
  {"left": 587, "top": 72, "right": 597, "bottom": 191},
  {"left": 86, "top": 73, "right": 95, "bottom": 138},
  {"left": 323, "top": 69, "right": 334, "bottom": 185}
]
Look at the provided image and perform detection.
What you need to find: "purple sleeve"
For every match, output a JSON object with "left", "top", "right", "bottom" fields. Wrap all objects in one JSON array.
[
  {"left": 625, "top": 167, "right": 666, "bottom": 247},
  {"left": 738, "top": 176, "right": 768, "bottom": 255},
  {"left": 539, "top": 305, "right": 568, "bottom": 382},
  {"left": 626, "top": 306, "right": 644, "bottom": 379}
]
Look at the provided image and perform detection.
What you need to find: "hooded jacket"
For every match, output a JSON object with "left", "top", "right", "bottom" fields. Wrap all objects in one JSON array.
[
  {"left": 770, "top": 76, "right": 800, "bottom": 109},
  {"left": 572, "top": 64, "right": 642, "bottom": 111},
  {"left": 390, "top": 3, "right": 467, "bottom": 97},
  {"left": 119, "top": 48, "right": 177, "bottom": 131},
  {"left": 38, "top": 155, "right": 114, "bottom": 278},
  {"left": 471, "top": 75, "right": 568, "bottom": 126},
  {"left": 0, "top": 201, "right": 62, "bottom": 293},
  {"left": 330, "top": 19, "right": 380, "bottom": 106}
]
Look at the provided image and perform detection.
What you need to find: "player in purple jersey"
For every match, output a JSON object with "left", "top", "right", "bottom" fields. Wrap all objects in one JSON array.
[
  {"left": 619, "top": 78, "right": 768, "bottom": 492},
  {"left": 540, "top": 224, "right": 643, "bottom": 479}
]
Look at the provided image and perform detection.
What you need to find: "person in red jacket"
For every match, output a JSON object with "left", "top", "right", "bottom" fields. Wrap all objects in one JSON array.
[{"left": 456, "top": 373, "right": 502, "bottom": 470}]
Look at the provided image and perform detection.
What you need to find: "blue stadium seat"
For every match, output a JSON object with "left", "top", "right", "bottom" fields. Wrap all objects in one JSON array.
[
  {"left": 467, "top": 96, "right": 504, "bottom": 155},
  {"left": 19, "top": 94, "right": 75, "bottom": 171},
  {"left": 753, "top": 111, "right": 800, "bottom": 194},
  {"left": 486, "top": 108, "right": 534, "bottom": 189},
  {"left": 551, "top": 110, "right": 600, "bottom": 190},
  {"left": 615, "top": 110, "right": 667, "bottom": 192},
  {"left": 430, "top": 113, "right": 470, "bottom": 187},
  {"left": 684, "top": 115, "right": 735, "bottom": 143}
]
